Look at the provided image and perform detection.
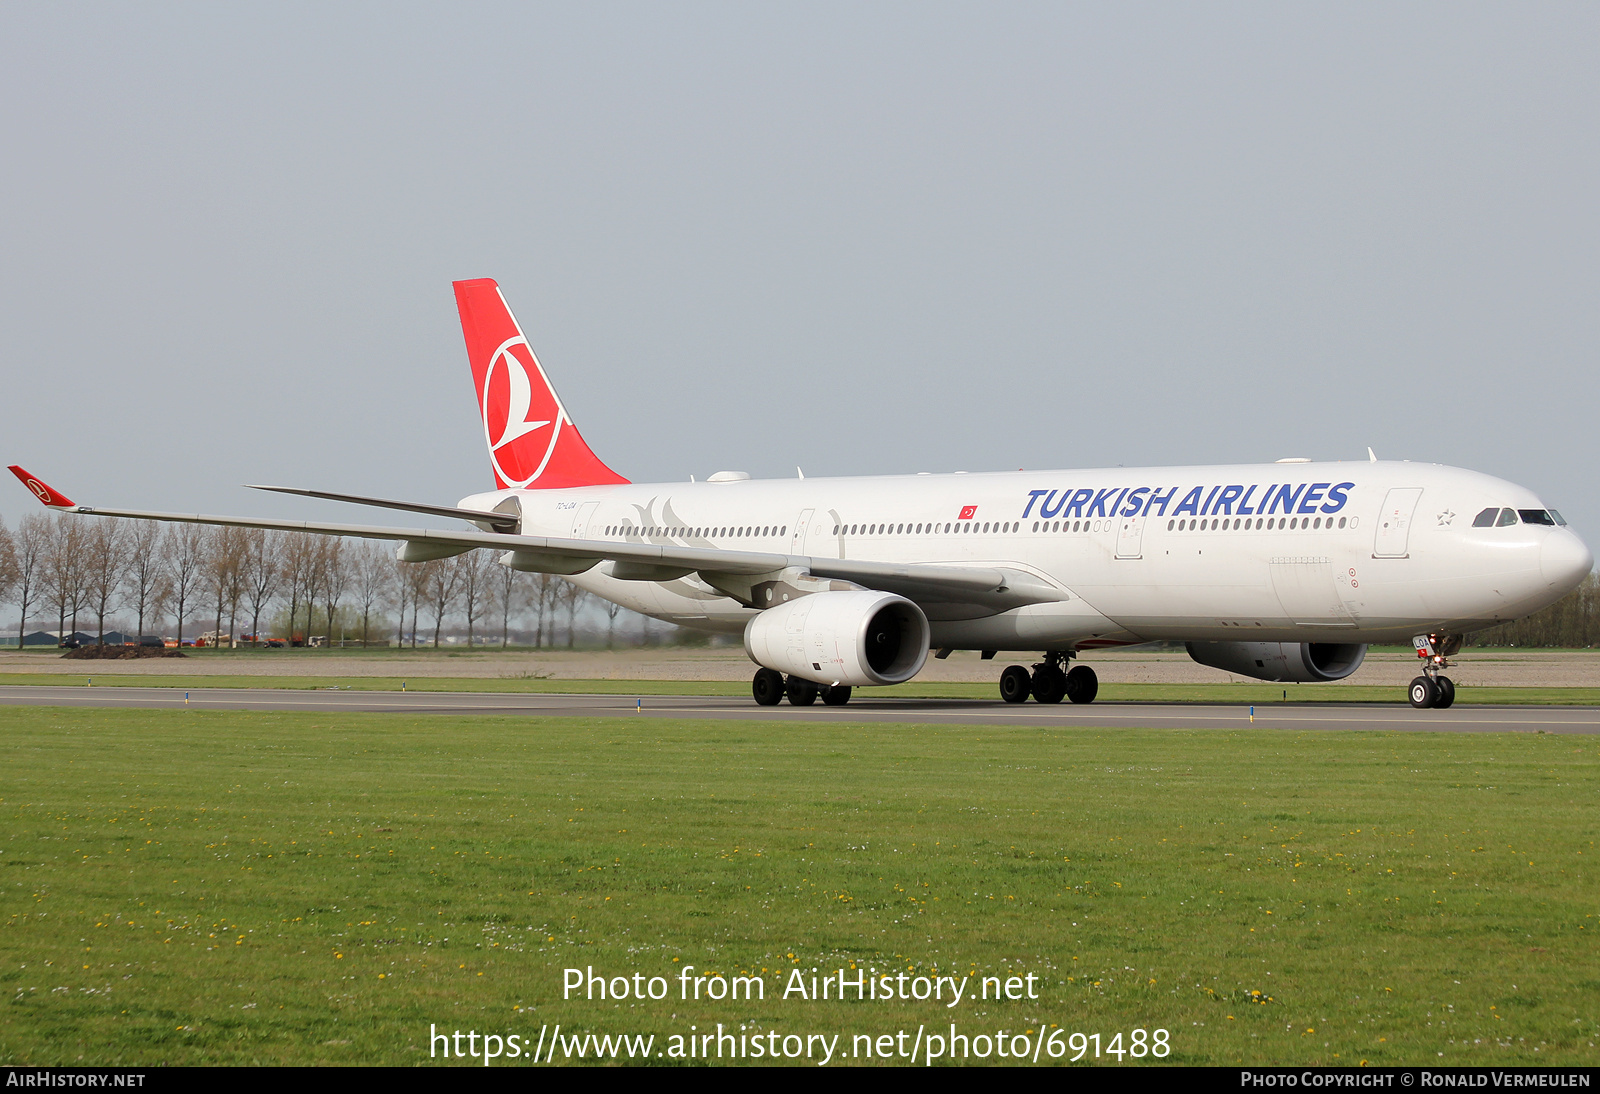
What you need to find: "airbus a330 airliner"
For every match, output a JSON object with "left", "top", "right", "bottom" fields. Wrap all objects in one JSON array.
[{"left": 11, "top": 279, "right": 1592, "bottom": 709}]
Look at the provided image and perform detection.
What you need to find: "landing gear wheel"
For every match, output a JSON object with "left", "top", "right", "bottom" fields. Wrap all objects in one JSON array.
[
  {"left": 1408, "top": 676, "right": 1438, "bottom": 709},
  {"left": 820, "top": 685, "right": 852, "bottom": 706},
  {"left": 786, "top": 678, "right": 819, "bottom": 706},
  {"left": 999, "top": 665, "right": 1032, "bottom": 704},
  {"left": 1031, "top": 665, "right": 1067, "bottom": 704},
  {"left": 1434, "top": 676, "right": 1455, "bottom": 709},
  {"left": 1065, "top": 665, "right": 1099, "bottom": 704},
  {"left": 752, "top": 668, "right": 785, "bottom": 706}
]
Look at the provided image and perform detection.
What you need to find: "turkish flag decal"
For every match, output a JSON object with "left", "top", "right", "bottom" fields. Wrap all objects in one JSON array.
[{"left": 958, "top": 505, "right": 978, "bottom": 520}]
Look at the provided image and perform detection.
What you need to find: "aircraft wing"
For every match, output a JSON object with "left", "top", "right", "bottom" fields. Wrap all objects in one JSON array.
[
  {"left": 243, "top": 484, "right": 522, "bottom": 529},
  {"left": 8, "top": 467, "right": 1063, "bottom": 612}
]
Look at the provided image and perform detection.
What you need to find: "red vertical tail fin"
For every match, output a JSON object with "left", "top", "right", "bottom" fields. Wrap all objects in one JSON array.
[{"left": 453, "top": 278, "right": 629, "bottom": 490}]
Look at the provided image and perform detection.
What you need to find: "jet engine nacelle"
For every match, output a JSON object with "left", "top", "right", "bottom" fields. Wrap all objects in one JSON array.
[
  {"left": 1186, "top": 641, "right": 1367, "bottom": 683},
  {"left": 744, "top": 591, "right": 930, "bottom": 687}
]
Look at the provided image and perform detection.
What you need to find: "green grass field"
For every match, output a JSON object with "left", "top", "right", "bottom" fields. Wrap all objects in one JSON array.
[
  {"left": 5, "top": 673, "right": 1600, "bottom": 707},
  {"left": 2, "top": 708, "right": 1596, "bottom": 1066}
]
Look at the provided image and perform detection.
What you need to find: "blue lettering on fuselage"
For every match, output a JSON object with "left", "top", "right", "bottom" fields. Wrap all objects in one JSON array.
[
  {"left": 1019, "top": 481, "right": 1355, "bottom": 519},
  {"left": 1298, "top": 482, "right": 1329, "bottom": 514},
  {"left": 1144, "top": 486, "right": 1178, "bottom": 516},
  {"left": 1173, "top": 487, "right": 1204, "bottom": 516},
  {"left": 1268, "top": 483, "right": 1305, "bottom": 515}
]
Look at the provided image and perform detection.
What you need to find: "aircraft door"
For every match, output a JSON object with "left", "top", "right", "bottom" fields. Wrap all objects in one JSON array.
[
  {"left": 1372, "top": 488, "right": 1422, "bottom": 558},
  {"left": 1115, "top": 516, "right": 1145, "bottom": 559},
  {"left": 790, "top": 508, "right": 815, "bottom": 555},
  {"left": 571, "top": 501, "right": 600, "bottom": 539}
]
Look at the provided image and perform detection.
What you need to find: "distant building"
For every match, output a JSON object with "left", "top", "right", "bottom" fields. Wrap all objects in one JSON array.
[{"left": 21, "top": 630, "right": 97, "bottom": 647}]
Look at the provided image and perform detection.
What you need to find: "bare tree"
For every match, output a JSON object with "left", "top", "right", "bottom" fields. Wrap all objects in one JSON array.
[
  {"left": 406, "top": 560, "right": 430, "bottom": 648},
  {"left": 205, "top": 527, "right": 247, "bottom": 648},
  {"left": 388, "top": 555, "right": 411, "bottom": 647},
  {"left": 528, "top": 571, "right": 560, "bottom": 647},
  {"left": 496, "top": 564, "right": 517, "bottom": 647},
  {"left": 240, "top": 529, "right": 280, "bottom": 646},
  {"left": 602, "top": 597, "right": 624, "bottom": 649},
  {"left": 165, "top": 524, "right": 207, "bottom": 649},
  {"left": 560, "top": 580, "right": 587, "bottom": 648},
  {"left": 455, "top": 550, "right": 489, "bottom": 647},
  {"left": 321, "top": 538, "right": 350, "bottom": 646},
  {"left": 80, "top": 520, "right": 127, "bottom": 644},
  {"left": 352, "top": 540, "right": 392, "bottom": 647},
  {"left": 223, "top": 532, "right": 249, "bottom": 648},
  {"left": 422, "top": 559, "right": 461, "bottom": 647},
  {"left": 0, "top": 516, "right": 17, "bottom": 615},
  {"left": 43, "top": 514, "right": 86, "bottom": 643},
  {"left": 279, "top": 533, "right": 315, "bottom": 644},
  {"left": 122, "top": 521, "right": 166, "bottom": 643},
  {"left": 12, "top": 514, "right": 48, "bottom": 647},
  {"left": 301, "top": 538, "right": 325, "bottom": 645}
]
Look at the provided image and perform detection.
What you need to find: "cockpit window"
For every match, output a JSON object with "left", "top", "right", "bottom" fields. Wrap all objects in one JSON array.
[
  {"left": 1495, "top": 508, "right": 1519, "bottom": 527},
  {"left": 1472, "top": 507, "right": 1498, "bottom": 527},
  {"left": 1518, "top": 509, "right": 1556, "bottom": 526},
  {"left": 1550, "top": 510, "right": 1568, "bottom": 526}
]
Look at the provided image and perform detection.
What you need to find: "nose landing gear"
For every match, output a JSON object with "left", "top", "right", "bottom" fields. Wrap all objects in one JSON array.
[
  {"left": 998, "top": 652, "right": 1098, "bottom": 704},
  {"left": 1408, "top": 634, "right": 1460, "bottom": 709}
]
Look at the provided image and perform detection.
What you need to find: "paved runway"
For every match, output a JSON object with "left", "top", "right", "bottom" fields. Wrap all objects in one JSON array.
[{"left": 2, "top": 685, "right": 1596, "bottom": 733}]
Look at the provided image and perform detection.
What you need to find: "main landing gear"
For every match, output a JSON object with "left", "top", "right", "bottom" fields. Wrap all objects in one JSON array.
[
  {"left": 1408, "top": 633, "right": 1460, "bottom": 709},
  {"left": 752, "top": 667, "right": 850, "bottom": 707},
  {"left": 999, "top": 652, "right": 1097, "bottom": 705}
]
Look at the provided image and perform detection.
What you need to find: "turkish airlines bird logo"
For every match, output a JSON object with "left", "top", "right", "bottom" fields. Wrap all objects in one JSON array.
[{"left": 482, "top": 336, "right": 566, "bottom": 489}]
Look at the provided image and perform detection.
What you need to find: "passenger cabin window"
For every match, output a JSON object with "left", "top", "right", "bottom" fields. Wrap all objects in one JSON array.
[{"left": 1495, "top": 508, "right": 1519, "bottom": 527}]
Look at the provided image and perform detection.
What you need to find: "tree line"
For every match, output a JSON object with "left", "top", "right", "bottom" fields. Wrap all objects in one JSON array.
[
  {"left": 0, "top": 511, "right": 1591, "bottom": 649},
  {"left": 0, "top": 512, "right": 655, "bottom": 649}
]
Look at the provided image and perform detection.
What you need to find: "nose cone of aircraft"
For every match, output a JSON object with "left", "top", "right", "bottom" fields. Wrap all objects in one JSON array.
[{"left": 1541, "top": 529, "right": 1594, "bottom": 591}]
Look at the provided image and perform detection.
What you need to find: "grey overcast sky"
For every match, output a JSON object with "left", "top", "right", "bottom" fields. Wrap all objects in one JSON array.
[{"left": 2, "top": 4, "right": 1596, "bottom": 535}]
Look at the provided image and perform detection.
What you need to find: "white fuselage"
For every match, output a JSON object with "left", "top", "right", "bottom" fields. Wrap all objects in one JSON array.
[{"left": 462, "top": 460, "right": 1591, "bottom": 651}]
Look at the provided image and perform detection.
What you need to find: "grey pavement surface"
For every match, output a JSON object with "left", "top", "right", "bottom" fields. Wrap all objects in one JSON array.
[{"left": 2, "top": 686, "right": 1596, "bottom": 734}]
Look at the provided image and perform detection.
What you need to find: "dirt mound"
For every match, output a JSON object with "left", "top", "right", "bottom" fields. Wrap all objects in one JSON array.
[{"left": 62, "top": 645, "right": 187, "bottom": 660}]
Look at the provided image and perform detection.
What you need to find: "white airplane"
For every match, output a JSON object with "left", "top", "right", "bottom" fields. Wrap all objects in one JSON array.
[{"left": 10, "top": 278, "right": 1592, "bottom": 709}]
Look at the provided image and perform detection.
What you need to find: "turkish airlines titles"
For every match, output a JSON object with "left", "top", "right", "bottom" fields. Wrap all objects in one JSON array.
[{"left": 1016, "top": 481, "right": 1356, "bottom": 522}]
